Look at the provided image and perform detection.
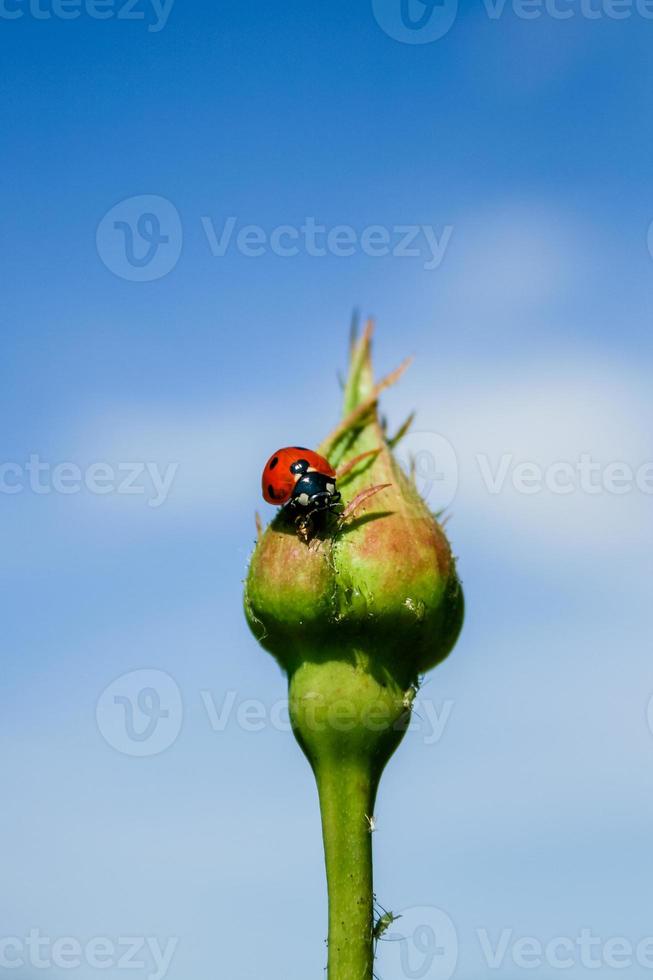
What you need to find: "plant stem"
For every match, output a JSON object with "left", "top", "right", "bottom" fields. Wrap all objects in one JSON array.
[
  {"left": 315, "top": 759, "right": 377, "bottom": 980},
  {"left": 288, "top": 657, "right": 408, "bottom": 978}
]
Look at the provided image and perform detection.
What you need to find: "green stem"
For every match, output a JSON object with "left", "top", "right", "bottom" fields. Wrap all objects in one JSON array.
[
  {"left": 316, "top": 759, "right": 377, "bottom": 980},
  {"left": 288, "top": 656, "right": 410, "bottom": 980}
]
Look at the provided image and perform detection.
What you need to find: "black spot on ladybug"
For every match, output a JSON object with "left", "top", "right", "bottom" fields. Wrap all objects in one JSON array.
[
  {"left": 293, "top": 446, "right": 309, "bottom": 451},
  {"left": 269, "top": 456, "right": 279, "bottom": 469},
  {"left": 267, "top": 484, "right": 276, "bottom": 499}
]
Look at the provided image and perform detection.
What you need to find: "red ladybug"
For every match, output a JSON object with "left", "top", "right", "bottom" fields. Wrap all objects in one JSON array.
[{"left": 262, "top": 447, "right": 341, "bottom": 515}]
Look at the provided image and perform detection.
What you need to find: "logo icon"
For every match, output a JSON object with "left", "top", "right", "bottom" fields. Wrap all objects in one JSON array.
[
  {"left": 376, "top": 905, "right": 458, "bottom": 980},
  {"left": 646, "top": 220, "right": 653, "bottom": 266},
  {"left": 393, "top": 431, "right": 458, "bottom": 510},
  {"left": 96, "top": 195, "right": 182, "bottom": 281},
  {"left": 372, "top": 0, "right": 458, "bottom": 43},
  {"left": 646, "top": 693, "right": 653, "bottom": 737},
  {"left": 96, "top": 669, "right": 183, "bottom": 756}
]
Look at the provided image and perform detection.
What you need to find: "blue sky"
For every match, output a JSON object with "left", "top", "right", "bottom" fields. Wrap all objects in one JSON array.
[{"left": 2, "top": 2, "right": 653, "bottom": 979}]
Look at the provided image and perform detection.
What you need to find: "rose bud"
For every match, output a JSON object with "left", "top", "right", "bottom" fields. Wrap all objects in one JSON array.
[{"left": 244, "top": 322, "right": 464, "bottom": 980}]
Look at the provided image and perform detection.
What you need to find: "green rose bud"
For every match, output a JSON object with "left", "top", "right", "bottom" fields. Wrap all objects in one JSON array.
[{"left": 244, "top": 322, "right": 464, "bottom": 980}]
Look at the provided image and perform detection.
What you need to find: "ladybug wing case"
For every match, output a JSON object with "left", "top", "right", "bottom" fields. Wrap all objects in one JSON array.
[{"left": 262, "top": 450, "right": 298, "bottom": 504}]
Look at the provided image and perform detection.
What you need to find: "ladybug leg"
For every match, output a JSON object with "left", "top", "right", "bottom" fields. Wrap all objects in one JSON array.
[
  {"left": 291, "top": 489, "right": 342, "bottom": 545},
  {"left": 327, "top": 490, "right": 342, "bottom": 517},
  {"left": 297, "top": 498, "right": 331, "bottom": 545},
  {"left": 295, "top": 511, "right": 314, "bottom": 545},
  {"left": 284, "top": 500, "right": 308, "bottom": 541}
]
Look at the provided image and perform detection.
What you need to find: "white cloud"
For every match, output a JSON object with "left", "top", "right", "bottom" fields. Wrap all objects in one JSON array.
[
  {"left": 62, "top": 342, "right": 650, "bottom": 579},
  {"left": 72, "top": 406, "right": 296, "bottom": 521},
  {"left": 439, "top": 203, "right": 589, "bottom": 324},
  {"left": 396, "top": 355, "right": 652, "bottom": 565}
]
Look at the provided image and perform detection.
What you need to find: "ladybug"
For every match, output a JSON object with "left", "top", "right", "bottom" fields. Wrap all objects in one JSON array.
[{"left": 262, "top": 447, "right": 341, "bottom": 517}]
